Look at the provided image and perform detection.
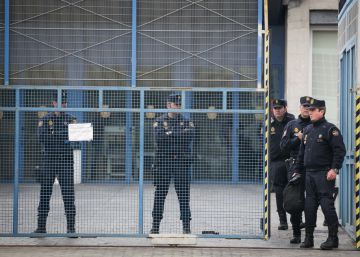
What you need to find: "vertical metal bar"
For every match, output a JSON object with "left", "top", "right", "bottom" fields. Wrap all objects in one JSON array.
[
  {"left": 355, "top": 95, "right": 360, "bottom": 249},
  {"left": 222, "top": 91, "right": 227, "bottom": 110},
  {"left": 13, "top": 89, "right": 20, "bottom": 235},
  {"left": 231, "top": 92, "right": 239, "bottom": 183},
  {"left": 4, "top": 0, "right": 10, "bottom": 85},
  {"left": 99, "top": 89, "right": 103, "bottom": 109},
  {"left": 138, "top": 90, "right": 144, "bottom": 234},
  {"left": 131, "top": 0, "right": 137, "bottom": 88},
  {"left": 257, "top": 0, "right": 263, "bottom": 89},
  {"left": 125, "top": 0, "right": 138, "bottom": 183},
  {"left": 263, "top": 0, "right": 271, "bottom": 240}
]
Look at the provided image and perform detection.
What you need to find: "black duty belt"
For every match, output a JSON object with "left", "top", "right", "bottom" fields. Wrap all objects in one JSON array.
[{"left": 306, "top": 167, "right": 330, "bottom": 172}]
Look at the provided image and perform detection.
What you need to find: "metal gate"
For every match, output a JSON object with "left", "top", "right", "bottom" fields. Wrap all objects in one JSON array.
[{"left": 0, "top": 0, "right": 268, "bottom": 238}]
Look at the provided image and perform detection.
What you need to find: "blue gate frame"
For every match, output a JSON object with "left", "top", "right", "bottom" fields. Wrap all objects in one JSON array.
[{"left": 1, "top": 0, "right": 268, "bottom": 238}]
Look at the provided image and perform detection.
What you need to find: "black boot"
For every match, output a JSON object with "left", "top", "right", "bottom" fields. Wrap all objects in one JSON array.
[
  {"left": 66, "top": 216, "right": 78, "bottom": 238},
  {"left": 278, "top": 212, "right": 288, "bottom": 230},
  {"left": 300, "top": 227, "right": 314, "bottom": 248},
  {"left": 320, "top": 224, "right": 339, "bottom": 250},
  {"left": 31, "top": 216, "right": 47, "bottom": 237},
  {"left": 33, "top": 216, "right": 47, "bottom": 234},
  {"left": 150, "top": 220, "right": 160, "bottom": 234},
  {"left": 290, "top": 226, "right": 301, "bottom": 244},
  {"left": 183, "top": 221, "right": 191, "bottom": 234}
]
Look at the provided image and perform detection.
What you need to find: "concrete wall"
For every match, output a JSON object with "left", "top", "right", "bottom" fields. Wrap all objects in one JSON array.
[{"left": 285, "top": 0, "right": 338, "bottom": 114}]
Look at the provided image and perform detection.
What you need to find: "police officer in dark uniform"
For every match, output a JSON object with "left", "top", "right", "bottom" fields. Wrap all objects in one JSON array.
[
  {"left": 34, "top": 93, "right": 77, "bottom": 236},
  {"left": 293, "top": 98, "right": 346, "bottom": 250},
  {"left": 150, "top": 93, "right": 195, "bottom": 234},
  {"left": 269, "top": 99, "right": 295, "bottom": 230},
  {"left": 280, "top": 96, "right": 312, "bottom": 243}
]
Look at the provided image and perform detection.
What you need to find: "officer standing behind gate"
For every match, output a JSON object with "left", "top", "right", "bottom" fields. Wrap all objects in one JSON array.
[
  {"left": 269, "top": 99, "right": 295, "bottom": 230},
  {"left": 280, "top": 96, "right": 312, "bottom": 243},
  {"left": 293, "top": 98, "right": 346, "bottom": 250},
  {"left": 150, "top": 93, "right": 195, "bottom": 234},
  {"left": 34, "top": 93, "right": 77, "bottom": 236}
]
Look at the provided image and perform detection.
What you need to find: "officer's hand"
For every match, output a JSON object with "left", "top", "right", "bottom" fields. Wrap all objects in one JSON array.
[
  {"left": 327, "top": 169, "right": 337, "bottom": 181},
  {"left": 296, "top": 131, "right": 303, "bottom": 140},
  {"left": 292, "top": 172, "right": 299, "bottom": 177}
]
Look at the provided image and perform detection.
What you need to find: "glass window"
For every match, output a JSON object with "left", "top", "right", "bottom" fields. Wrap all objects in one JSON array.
[{"left": 311, "top": 30, "right": 338, "bottom": 125}]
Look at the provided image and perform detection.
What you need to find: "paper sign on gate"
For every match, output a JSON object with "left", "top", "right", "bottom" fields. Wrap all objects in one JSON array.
[{"left": 68, "top": 123, "right": 93, "bottom": 141}]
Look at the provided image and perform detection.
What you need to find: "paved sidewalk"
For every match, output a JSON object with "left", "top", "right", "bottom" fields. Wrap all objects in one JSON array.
[{"left": 0, "top": 193, "right": 358, "bottom": 256}]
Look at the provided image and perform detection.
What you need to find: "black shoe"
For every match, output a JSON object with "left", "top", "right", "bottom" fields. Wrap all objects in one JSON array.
[
  {"left": 320, "top": 237, "right": 338, "bottom": 250},
  {"left": 30, "top": 228, "right": 46, "bottom": 238},
  {"left": 182, "top": 221, "right": 191, "bottom": 234},
  {"left": 150, "top": 227, "right": 159, "bottom": 234},
  {"left": 290, "top": 236, "right": 301, "bottom": 244},
  {"left": 300, "top": 238, "right": 314, "bottom": 248},
  {"left": 67, "top": 228, "right": 78, "bottom": 238},
  {"left": 278, "top": 222, "right": 288, "bottom": 230},
  {"left": 300, "top": 227, "right": 314, "bottom": 248},
  {"left": 320, "top": 225, "right": 338, "bottom": 250}
]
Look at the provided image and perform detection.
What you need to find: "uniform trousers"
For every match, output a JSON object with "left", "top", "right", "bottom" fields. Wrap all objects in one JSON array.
[
  {"left": 304, "top": 170, "right": 338, "bottom": 227},
  {"left": 152, "top": 157, "right": 191, "bottom": 222}
]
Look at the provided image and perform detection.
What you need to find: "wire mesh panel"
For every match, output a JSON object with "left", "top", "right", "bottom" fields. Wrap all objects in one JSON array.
[
  {"left": 0, "top": 0, "right": 4, "bottom": 84},
  {"left": 1, "top": 0, "right": 264, "bottom": 238},
  {"left": 9, "top": 0, "right": 132, "bottom": 86},
  {"left": 0, "top": 87, "right": 265, "bottom": 237},
  {"left": 0, "top": 111, "right": 15, "bottom": 235},
  {"left": 9, "top": 89, "right": 140, "bottom": 235},
  {"left": 143, "top": 90, "right": 264, "bottom": 236},
  {"left": 137, "top": 0, "right": 258, "bottom": 88}
]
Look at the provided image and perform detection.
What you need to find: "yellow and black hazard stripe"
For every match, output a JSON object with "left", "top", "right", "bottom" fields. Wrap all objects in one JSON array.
[
  {"left": 263, "top": 0, "right": 270, "bottom": 240},
  {"left": 355, "top": 95, "right": 360, "bottom": 249}
]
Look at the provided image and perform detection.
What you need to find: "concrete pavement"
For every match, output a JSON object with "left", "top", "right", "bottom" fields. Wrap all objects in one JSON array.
[{"left": 0, "top": 193, "right": 358, "bottom": 256}]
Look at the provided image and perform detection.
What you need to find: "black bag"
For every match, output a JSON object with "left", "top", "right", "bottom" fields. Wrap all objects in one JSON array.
[{"left": 283, "top": 175, "right": 304, "bottom": 214}]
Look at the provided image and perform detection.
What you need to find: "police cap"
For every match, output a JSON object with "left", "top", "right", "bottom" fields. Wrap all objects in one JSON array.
[
  {"left": 300, "top": 96, "right": 313, "bottom": 107},
  {"left": 308, "top": 98, "right": 325, "bottom": 109},
  {"left": 272, "top": 99, "right": 287, "bottom": 108},
  {"left": 167, "top": 93, "right": 181, "bottom": 105}
]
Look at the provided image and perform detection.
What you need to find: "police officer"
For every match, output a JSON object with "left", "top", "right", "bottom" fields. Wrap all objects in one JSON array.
[
  {"left": 269, "top": 99, "right": 295, "bottom": 230},
  {"left": 293, "top": 98, "right": 346, "bottom": 250},
  {"left": 280, "top": 96, "right": 312, "bottom": 243},
  {"left": 150, "top": 93, "right": 195, "bottom": 234},
  {"left": 34, "top": 93, "right": 77, "bottom": 236}
]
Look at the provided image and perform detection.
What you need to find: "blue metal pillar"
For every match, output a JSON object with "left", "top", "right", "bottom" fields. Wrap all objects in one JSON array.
[
  {"left": 257, "top": 0, "right": 263, "bottom": 89},
  {"left": 13, "top": 89, "right": 20, "bottom": 235},
  {"left": 4, "top": 0, "right": 10, "bottom": 85},
  {"left": 125, "top": 0, "right": 137, "bottom": 184},
  {"left": 231, "top": 92, "right": 239, "bottom": 183},
  {"left": 138, "top": 90, "right": 144, "bottom": 234}
]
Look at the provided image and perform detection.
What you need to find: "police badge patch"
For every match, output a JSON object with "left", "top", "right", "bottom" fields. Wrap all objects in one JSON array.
[
  {"left": 189, "top": 121, "right": 194, "bottom": 127},
  {"left": 153, "top": 122, "right": 158, "bottom": 128},
  {"left": 294, "top": 127, "right": 299, "bottom": 133},
  {"left": 38, "top": 121, "right": 43, "bottom": 127},
  {"left": 332, "top": 129, "right": 339, "bottom": 136},
  {"left": 48, "top": 120, "right": 53, "bottom": 126}
]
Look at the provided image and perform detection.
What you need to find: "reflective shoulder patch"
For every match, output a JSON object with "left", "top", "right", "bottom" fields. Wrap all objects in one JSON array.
[{"left": 332, "top": 129, "right": 339, "bottom": 137}]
